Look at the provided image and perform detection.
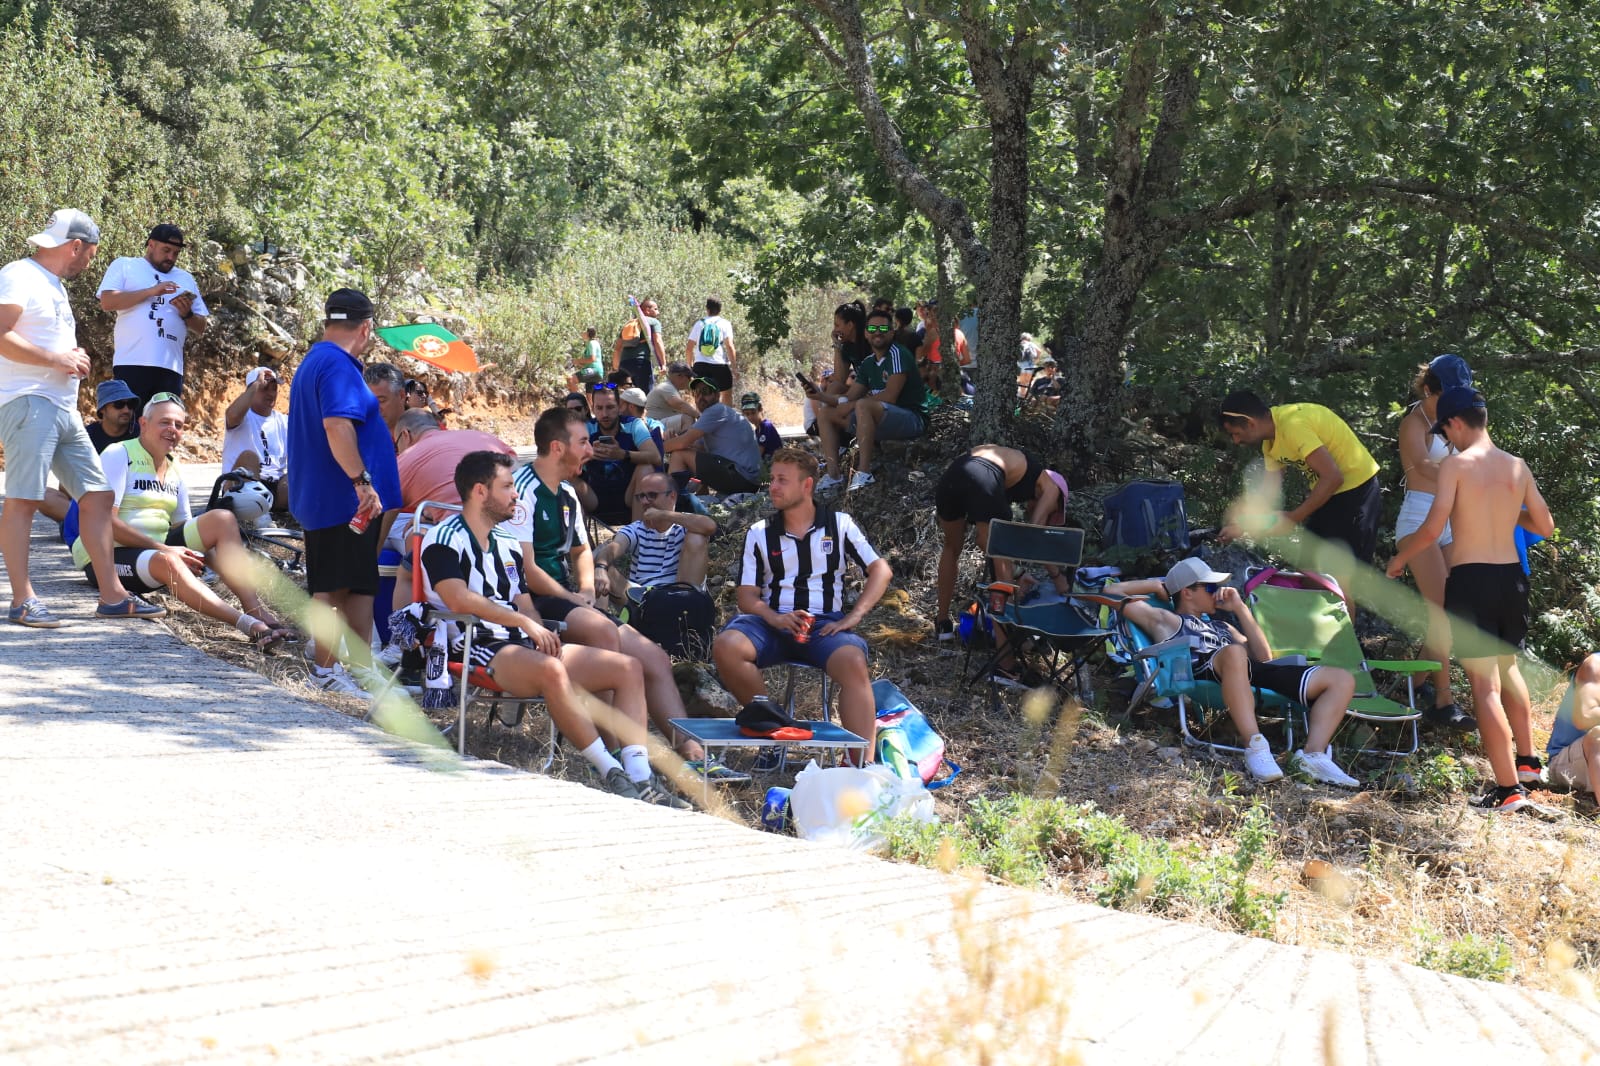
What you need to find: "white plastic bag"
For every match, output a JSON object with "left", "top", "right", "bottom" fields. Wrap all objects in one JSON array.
[{"left": 790, "top": 760, "right": 937, "bottom": 850}]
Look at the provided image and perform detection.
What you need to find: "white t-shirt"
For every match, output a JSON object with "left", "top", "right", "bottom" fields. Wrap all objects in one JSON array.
[
  {"left": 0, "top": 257, "right": 78, "bottom": 409},
  {"left": 221, "top": 407, "right": 289, "bottom": 481},
  {"left": 688, "top": 315, "right": 734, "bottom": 365},
  {"left": 96, "top": 256, "right": 209, "bottom": 373}
]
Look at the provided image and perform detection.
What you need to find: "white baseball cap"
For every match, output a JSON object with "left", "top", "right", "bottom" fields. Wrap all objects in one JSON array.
[
  {"left": 245, "top": 367, "right": 275, "bottom": 386},
  {"left": 1162, "top": 557, "right": 1232, "bottom": 597},
  {"left": 27, "top": 209, "right": 101, "bottom": 249}
]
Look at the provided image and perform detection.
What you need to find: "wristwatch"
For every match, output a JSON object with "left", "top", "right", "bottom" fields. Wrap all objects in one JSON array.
[{"left": 351, "top": 469, "right": 373, "bottom": 486}]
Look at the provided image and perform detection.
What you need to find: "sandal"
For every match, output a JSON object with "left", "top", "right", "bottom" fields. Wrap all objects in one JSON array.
[
  {"left": 248, "top": 621, "right": 292, "bottom": 652},
  {"left": 8, "top": 597, "right": 63, "bottom": 629},
  {"left": 95, "top": 597, "right": 167, "bottom": 620}
]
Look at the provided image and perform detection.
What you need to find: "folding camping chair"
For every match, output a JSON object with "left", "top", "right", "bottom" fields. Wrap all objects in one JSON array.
[
  {"left": 965, "top": 521, "right": 1111, "bottom": 708},
  {"left": 1243, "top": 569, "right": 1429, "bottom": 758},
  {"left": 1116, "top": 602, "right": 1303, "bottom": 755},
  {"left": 404, "top": 501, "right": 557, "bottom": 766}
]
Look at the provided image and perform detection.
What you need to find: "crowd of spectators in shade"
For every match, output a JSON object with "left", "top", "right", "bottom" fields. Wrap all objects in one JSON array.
[{"left": 3, "top": 207, "right": 1592, "bottom": 816}]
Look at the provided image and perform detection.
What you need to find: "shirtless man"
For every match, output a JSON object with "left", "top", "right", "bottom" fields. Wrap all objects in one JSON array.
[{"left": 1387, "top": 387, "right": 1555, "bottom": 813}]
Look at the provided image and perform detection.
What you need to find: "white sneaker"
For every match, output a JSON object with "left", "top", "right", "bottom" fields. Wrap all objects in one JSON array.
[
  {"left": 310, "top": 665, "right": 373, "bottom": 701},
  {"left": 375, "top": 642, "right": 404, "bottom": 668},
  {"left": 1291, "top": 748, "right": 1360, "bottom": 789},
  {"left": 815, "top": 474, "right": 845, "bottom": 492},
  {"left": 847, "top": 470, "right": 876, "bottom": 491},
  {"left": 1242, "top": 733, "right": 1283, "bottom": 782}
]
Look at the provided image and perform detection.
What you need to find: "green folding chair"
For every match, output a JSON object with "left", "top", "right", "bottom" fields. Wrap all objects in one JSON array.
[{"left": 1246, "top": 580, "right": 1431, "bottom": 757}]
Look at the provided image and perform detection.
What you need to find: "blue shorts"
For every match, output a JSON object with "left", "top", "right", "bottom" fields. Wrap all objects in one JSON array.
[{"left": 722, "top": 612, "right": 868, "bottom": 671}]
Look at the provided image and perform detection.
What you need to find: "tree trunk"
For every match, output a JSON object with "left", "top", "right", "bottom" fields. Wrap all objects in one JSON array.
[{"left": 966, "top": 58, "right": 1033, "bottom": 447}]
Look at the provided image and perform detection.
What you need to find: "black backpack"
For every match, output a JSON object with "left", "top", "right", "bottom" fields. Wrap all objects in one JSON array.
[{"left": 630, "top": 583, "right": 716, "bottom": 662}]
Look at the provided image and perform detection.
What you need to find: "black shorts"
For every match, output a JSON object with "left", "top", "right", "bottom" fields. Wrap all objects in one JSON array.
[
  {"left": 456, "top": 636, "right": 531, "bottom": 672},
  {"left": 936, "top": 454, "right": 1011, "bottom": 524},
  {"left": 618, "top": 351, "right": 655, "bottom": 391},
  {"left": 1194, "top": 653, "right": 1324, "bottom": 705},
  {"left": 83, "top": 524, "right": 195, "bottom": 595},
  {"left": 1304, "top": 475, "right": 1381, "bottom": 563},
  {"left": 1445, "top": 562, "right": 1528, "bottom": 660},
  {"left": 694, "top": 452, "right": 759, "bottom": 495},
  {"left": 112, "top": 365, "right": 183, "bottom": 412},
  {"left": 304, "top": 521, "right": 382, "bottom": 596},
  {"left": 693, "top": 362, "right": 733, "bottom": 392}
]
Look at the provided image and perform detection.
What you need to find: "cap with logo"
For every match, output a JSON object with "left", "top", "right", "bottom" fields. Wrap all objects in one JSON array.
[
  {"left": 95, "top": 379, "right": 139, "bottom": 411},
  {"left": 1431, "top": 386, "right": 1487, "bottom": 435},
  {"left": 325, "top": 288, "right": 374, "bottom": 322},
  {"left": 739, "top": 391, "right": 762, "bottom": 410},
  {"left": 146, "top": 224, "right": 186, "bottom": 248},
  {"left": 1162, "top": 557, "right": 1232, "bottom": 597},
  {"left": 27, "top": 209, "right": 100, "bottom": 249}
]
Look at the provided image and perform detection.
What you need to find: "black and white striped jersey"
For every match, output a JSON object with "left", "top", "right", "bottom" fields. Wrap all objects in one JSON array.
[
  {"left": 738, "top": 507, "right": 879, "bottom": 614},
  {"left": 419, "top": 513, "right": 528, "bottom": 645}
]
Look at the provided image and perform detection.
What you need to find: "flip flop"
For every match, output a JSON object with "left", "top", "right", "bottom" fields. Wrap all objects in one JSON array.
[{"left": 95, "top": 597, "right": 167, "bottom": 620}]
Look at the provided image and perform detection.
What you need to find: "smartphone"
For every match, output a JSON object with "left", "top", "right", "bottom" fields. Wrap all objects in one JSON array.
[
  {"left": 596, "top": 435, "right": 616, "bottom": 446},
  {"left": 795, "top": 371, "right": 819, "bottom": 394}
]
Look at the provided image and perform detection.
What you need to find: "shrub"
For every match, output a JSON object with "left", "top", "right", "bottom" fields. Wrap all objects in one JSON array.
[{"left": 1415, "top": 930, "right": 1514, "bottom": 983}]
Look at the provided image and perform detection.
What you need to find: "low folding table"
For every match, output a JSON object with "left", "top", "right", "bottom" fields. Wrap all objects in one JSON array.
[{"left": 669, "top": 718, "right": 869, "bottom": 802}]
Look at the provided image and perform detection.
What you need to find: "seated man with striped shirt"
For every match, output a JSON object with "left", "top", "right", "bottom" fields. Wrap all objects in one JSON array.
[
  {"left": 711, "top": 447, "right": 893, "bottom": 761},
  {"left": 419, "top": 449, "right": 687, "bottom": 808},
  {"left": 590, "top": 471, "right": 714, "bottom": 609}
]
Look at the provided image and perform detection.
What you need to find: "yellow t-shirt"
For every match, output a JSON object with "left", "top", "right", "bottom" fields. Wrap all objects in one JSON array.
[{"left": 1262, "top": 404, "right": 1379, "bottom": 493}]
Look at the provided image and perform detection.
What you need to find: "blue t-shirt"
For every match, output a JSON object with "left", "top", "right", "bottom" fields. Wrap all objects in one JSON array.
[
  {"left": 1547, "top": 677, "right": 1589, "bottom": 758},
  {"left": 286, "top": 340, "right": 402, "bottom": 530}
]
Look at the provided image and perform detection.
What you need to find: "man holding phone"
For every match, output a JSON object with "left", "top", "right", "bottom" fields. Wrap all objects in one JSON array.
[
  {"left": 576, "top": 384, "right": 660, "bottom": 524},
  {"left": 97, "top": 223, "right": 208, "bottom": 404}
]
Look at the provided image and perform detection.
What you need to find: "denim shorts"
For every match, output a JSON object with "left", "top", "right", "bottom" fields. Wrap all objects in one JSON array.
[
  {"left": 722, "top": 611, "right": 868, "bottom": 671},
  {"left": 849, "top": 402, "right": 925, "bottom": 441}
]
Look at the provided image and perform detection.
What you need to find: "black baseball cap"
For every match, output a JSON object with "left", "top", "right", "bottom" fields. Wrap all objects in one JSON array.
[
  {"left": 147, "top": 224, "right": 186, "bottom": 248},
  {"left": 325, "top": 288, "right": 374, "bottom": 322},
  {"left": 1431, "top": 387, "right": 1486, "bottom": 435}
]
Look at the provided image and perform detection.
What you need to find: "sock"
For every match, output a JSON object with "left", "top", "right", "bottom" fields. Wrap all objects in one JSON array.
[
  {"left": 579, "top": 738, "right": 622, "bottom": 776},
  {"left": 234, "top": 613, "right": 262, "bottom": 636},
  {"left": 620, "top": 744, "right": 652, "bottom": 784},
  {"left": 1494, "top": 784, "right": 1525, "bottom": 801},
  {"left": 1516, "top": 754, "right": 1542, "bottom": 768}
]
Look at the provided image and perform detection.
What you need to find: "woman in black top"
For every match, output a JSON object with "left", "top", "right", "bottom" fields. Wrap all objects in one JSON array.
[{"left": 933, "top": 444, "right": 1069, "bottom": 640}]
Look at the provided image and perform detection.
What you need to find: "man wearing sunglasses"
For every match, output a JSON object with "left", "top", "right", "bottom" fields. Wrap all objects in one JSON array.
[
  {"left": 808, "top": 307, "right": 928, "bottom": 492},
  {"left": 97, "top": 223, "right": 208, "bottom": 405},
  {"left": 1104, "top": 558, "right": 1362, "bottom": 788}
]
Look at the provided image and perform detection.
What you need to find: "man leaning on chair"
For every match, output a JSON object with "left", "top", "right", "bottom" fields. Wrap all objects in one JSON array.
[{"left": 1105, "top": 558, "right": 1362, "bottom": 788}]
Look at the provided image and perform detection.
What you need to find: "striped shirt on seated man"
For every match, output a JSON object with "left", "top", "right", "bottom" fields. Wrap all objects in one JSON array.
[
  {"left": 417, "top": 449, "right": 687, "bottom": 809},
  {"left": 711, "top": 447, "right": 893, "bottom": 763},
  {"left": 589, "top": 470, "right": 715, "bottom": 610}
]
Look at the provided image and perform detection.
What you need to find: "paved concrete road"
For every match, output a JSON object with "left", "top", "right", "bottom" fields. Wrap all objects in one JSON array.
[{"left": 2, "top": 510, "right": 1597, "bottom": 1064}]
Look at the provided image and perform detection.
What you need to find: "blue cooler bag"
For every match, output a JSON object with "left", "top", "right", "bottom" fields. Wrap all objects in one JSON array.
[{"left": 872, "top": 679, "right": 961, "bottom": 789}]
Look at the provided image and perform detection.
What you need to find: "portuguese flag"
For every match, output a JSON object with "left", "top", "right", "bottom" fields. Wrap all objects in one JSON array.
[{"left": 375, "top": 323, "right": 480, "bottom": 374}]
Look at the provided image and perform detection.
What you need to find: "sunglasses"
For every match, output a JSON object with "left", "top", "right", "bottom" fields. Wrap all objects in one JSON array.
[
  {"left": 104, "top": 400, "right": 134, "bottom": 411},
  {"left": 865, "top": 324, "right": 894, "bottom": 333},
  {"left": 590, "top": 382, "right": 619, "bottom": 392},
  {"left": 1193, "top": 582, "right": 1220, "bottom": 595},
  {"left": 635, "top": 490, "right": 673, "bottom": 503},
  {"left": 148, "top": 391, "right": 185, "bottom": 409},
  {"left": 405, "top": 379, "right": 426, "bottom": 394}
]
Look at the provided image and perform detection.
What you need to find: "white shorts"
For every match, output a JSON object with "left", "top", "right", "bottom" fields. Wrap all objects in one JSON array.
[{"left": 1395, "top": 490, "right": 1452, "bottom": 548}]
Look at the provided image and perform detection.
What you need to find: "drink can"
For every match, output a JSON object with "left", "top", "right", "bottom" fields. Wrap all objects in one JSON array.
[
  {"left": 760, "top": 786, "right": 792, "bottom": 833},
  {"left": 349, "top": 507, "right": 373, "bottom": 535},
  {"left": 793, "top": 610, "right": 813, "bottom": 645}
]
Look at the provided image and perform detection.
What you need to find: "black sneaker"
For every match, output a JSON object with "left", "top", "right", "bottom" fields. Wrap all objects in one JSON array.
[
  {"left": 936, "top": 617, "right": 954, "bottom": 642},
  {"left": 1424, "top": 702, "right": 1477, "bottom": 732},
  {"left": 1473, "top": 785, "right": 1530, "bottom": 813},
  {"left": 1515, "top": 755, "right": 1546, "bottom": 785}
]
